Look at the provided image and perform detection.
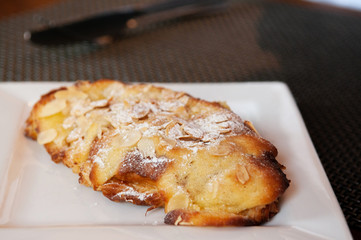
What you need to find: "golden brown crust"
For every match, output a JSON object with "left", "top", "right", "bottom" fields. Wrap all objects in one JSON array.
[
  {"left": 164, "top": 201, "right": 279, "bottom": 226},
  {"left": 100, "top": 179, "right": 165, "bottom": 207},
  {"left": 24, "top": 79, "right": 289, "bottom": 226}
]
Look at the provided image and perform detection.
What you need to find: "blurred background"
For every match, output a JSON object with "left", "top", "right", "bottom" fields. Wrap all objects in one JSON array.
[
  {"left": 1, "top": 0, "right": 361, "bottom": 19},
  {"left": 0, "top": 0, "right": 61, "bottom": 19}
]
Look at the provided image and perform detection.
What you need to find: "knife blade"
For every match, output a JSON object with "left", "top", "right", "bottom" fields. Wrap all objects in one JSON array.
[{"left": 25, "top": 0, "right": 228, "bottom": 45}]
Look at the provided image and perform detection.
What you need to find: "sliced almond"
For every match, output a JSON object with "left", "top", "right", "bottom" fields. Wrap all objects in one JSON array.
[
  {"left": 53, "top": 133, "right": 66, "bottom": 146},
  {"left": 209, "top": 142, "right": 233, "bottom": 156},
  {"left": 116, "top": 130, "right": 142, "bottom": 147},
  {"left": 179, "top": 221, "right": 192, "bottom": 226},
  {"left": 137, "top": 137, "right": 155, "bottom": 157},
  {"left": 66, "top": 128, "right": 82, "bottom": 143},
  {"left": 166, "top": 191, "right": 189, "bottom": 212},
  {"left": 178, "top": 95, "right": 189, "bottom": 105},
  {"left": 152, "top": 117, "right": 171, "bottom": 128},
  {"left": 62, "top": 116, "right": 77, "bottom": 129},
  {"left": 217, "top": 121, "right": 230, "bottom": 128},
  {"left": 131, "top": 103, "right": 150, "bottom": 119},
  {"left": 236, "top": 164, "right": 250, "bottom": 184},
  {"left": 55, "top": 89, "right": 88, "bottom": 100},
  {"left": 161, "top": 89, "right": 176, "bottom": 99},
  {"left": 70, "top": 99, "right": 92, "bottom": 116},
  {"left": 86, "top": 109, "right": 111, "bottom": 128},
  {"left": 76, "top": 116, "right": 91, "bottom": 133},
  {"left": 103, "top": 83, "right": 124, "bottom": 99},
  {"left": 244, "top": 120, "right": 259, "bottom": 135},
  {"left": 175, "top": 92, "right": 186, "bottom": 99},
  {"left": 219, "top": 128, "right": 232, "bottom": 134},
  {"left": 217, "top": 101, "right": 231, "bottom": 110},
  {"left": 212, "top": 114, "right": 228, "bottom": 123},
  {"left": 206, "top": 179, "right": 220, "bottom": 199},
  {"left": 177, "top": 135, "right": 194, "bottom": 141},
  {"left": 216, "top": 121, "right": 232, "bottom": 134},
  {"left": 161, "top": 135, "right": 177, "bottom": 148},
  {"left": 174, "top": 106, "right": 189, "bottom": 119},
  {"left": 37, "top": 128, "right": 57, "bottom": 145},
  {"left": 38, "top": 99, "right": 67, "bottom": 117},
  {"left": 159, "top": 100, "right": 182, "bottom": 112},
  {"left": 165, "top": 121, "right": 183, "bottom": 138},
  {"left": 90, "top": 99, "right": 108, "bottom": 108},
  {"left": 107, "top": 103, "right": 133, "bottom": 124},
  {"left": 211, "top": 181, "right": 219, "bottom": 199},
  {"left": 182, "top": 125, "right": 203, "bottom": 139},
  {"left": 174, "top": 216, "right": 183, "bottom": 226}
]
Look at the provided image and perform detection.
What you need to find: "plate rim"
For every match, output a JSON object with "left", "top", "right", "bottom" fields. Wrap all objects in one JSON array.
[{"left": 0, "top": 81, "right": 352, "bottom": 240}]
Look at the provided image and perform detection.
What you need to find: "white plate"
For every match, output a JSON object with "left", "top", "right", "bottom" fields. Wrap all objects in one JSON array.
[{"left": 0, "top": 82, "right": 352, "bottom": 240}]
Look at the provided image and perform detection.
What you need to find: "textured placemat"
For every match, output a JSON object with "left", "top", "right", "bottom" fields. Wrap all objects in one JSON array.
[{"left": 0, "top": 0, "right": 360, "bottom": 230}]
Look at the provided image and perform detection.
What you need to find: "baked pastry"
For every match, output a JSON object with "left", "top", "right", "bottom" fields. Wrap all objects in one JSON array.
[{"left": 25, "top": 80, "right": 289, "bottom": 226}]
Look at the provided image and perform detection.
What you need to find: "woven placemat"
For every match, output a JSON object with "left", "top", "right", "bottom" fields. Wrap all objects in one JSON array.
[{"left": 0, "top": 0, "right": 360, "bottom": 230}]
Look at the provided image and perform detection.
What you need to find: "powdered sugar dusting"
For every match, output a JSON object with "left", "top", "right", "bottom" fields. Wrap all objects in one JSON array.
[
  {"left": 114, "top": 185, "right": 153, "bottom": 202},
  {"left": 92, "top": 155, "right": 104, "bottom": 168},
  {"left": 118, "top": 149, "right": 173, "bottom": 180},
  {"left": 88, "top": 136, "right": 113, "bottom": 170},
  {"left": 60, "top": 82, "right": 249, "bottom": 167}
]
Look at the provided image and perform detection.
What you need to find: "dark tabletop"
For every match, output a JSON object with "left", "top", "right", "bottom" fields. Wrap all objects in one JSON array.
[{"left": 0, "top": 0, "right": 360, "bottom": 237}]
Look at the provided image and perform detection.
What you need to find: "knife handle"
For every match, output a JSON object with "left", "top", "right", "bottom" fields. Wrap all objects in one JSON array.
[{"left": 143, "top": 0, "right": 224, "bottom": 14}]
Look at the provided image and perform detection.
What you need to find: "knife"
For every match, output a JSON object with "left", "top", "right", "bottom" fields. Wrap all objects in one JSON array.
[{"left": 24, "top": 0, "right": 228, "bottom": 45}]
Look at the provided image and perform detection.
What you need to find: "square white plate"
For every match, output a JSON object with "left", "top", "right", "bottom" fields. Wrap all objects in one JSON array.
[{"left": 0, "top": 82, "right": 352, "bottom": 240}]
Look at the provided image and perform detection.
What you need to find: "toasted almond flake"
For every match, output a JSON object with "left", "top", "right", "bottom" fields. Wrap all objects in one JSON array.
[
  {"left": 217, "top": 121, "right": 230, "bottom": 128},
  {"left": 37, "top": 129, "right": 57, "bottom": 144},
  {"left": 103, "top": 83, "right": 124, "bottom": 98},
  {"left": 217, "top": 101, "right": 231, "bottom": 110},
  {"left": 178, "top": 95, "right": 189, "bottom": 105},
  {"left": 66, "top": 128, "right": 82, "bottom": 143},
  {"left": 175, "top": 92, "right": 186, "bottom": 98},
  {"left": 116, "top": 130, "right": 142, "bottom": 147},
  {"left": 166, "top": 191, "right": 189, "bottom": 212},
  {"left": 209, "top": 142, "right": 232, "bottom": 156},
  {"left": 161, "top": 89, "right": 176, "bottom": 99},
  {"left": 236, "top": 164, "right": 250, "bottom": 184},
  {"left": 90, "top": 99, "right": 108, "bottom": 108},
  {"left": 212, "top": 114, "right": 228, "bottom": 123},
  {"left": 38, "top": 99, "right": 67, "bottom": 117},
  {"left": 161, "top": 135, "right": 177, "bottom": 148},
  {"left": 55, "top": 89, "right": 88, "bottom": 100},
  {"left": 137, "top": 137, "right": 155, "bottom": 157},
  {"left": 76, "top": 116, "right": 91, "bottom": 132},
  {"left": 219, "top": 128, "right": 231, "bottom": 134},
  {"left": 160, "top": 120, "right": 173, "bottom": 129},
  {"left": 179, "top": 221, "right": 192, "bottom": 226},
  {"left": 61, "top": 106, "right": 70, "bottom": 116},
  {"left": 166, "top": 122, "right": 184, "bottom": 139},
  {"left": 159, "top": 100, "right": 184, "bottom": 112},
  {"left": 177, "top": 135, "right": 194, "bottom": 140},
  {"left": 54, "top": 90, "right": 68, "bottom": 99},
  {"left": 53, "top": 134, "right": 65, "bottom": 146},
  {"left": 244, "top": 120, "right": 259, "bottom": 135},
  {"left": 174, "top": 106, "right": 189, "bottom": 118},
  {"left": 174, "top": 216, "right": 182, "bottom": 226},
  {"left": 86, "top": 109, "right": 111, "bottom": 128},
  {"left": 107, "top": 103, "right": 133, "bottom": 125},
  {"left": 63, "top": 116, "right": 77, "bottom": 129},
  {"left": 210, "top": 181, "right": 219, "bottom": 199},
  {"left": 97, "top": 126, "right": 108, "bottom": 139},
  {"left": 164, "top": 121, "right": 175, "bottom": 135},
  {"left": 182, "top": 125, "right": 203, "bottom": 139},
  {"left": 131, "top": 103, "right": 150, "bottom": 119}
]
